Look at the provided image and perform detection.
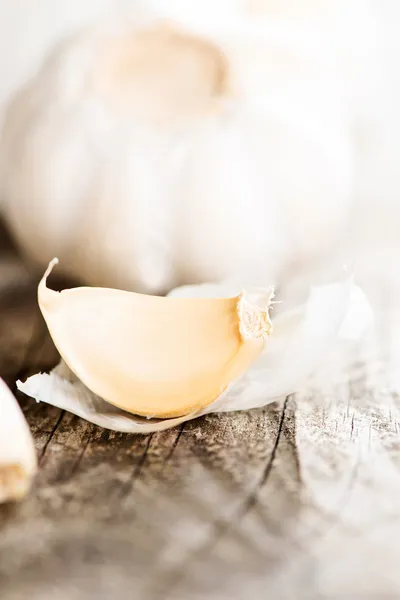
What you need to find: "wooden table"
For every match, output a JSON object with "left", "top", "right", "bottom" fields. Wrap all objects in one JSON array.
[{"left": 1, "top": 221, "right": 400, "bottom": 600}]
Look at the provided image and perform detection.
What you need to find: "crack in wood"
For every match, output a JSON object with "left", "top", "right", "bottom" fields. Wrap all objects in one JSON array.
[
  {"left": 149, "top": 397, "right": 290, "bottom": 600},
  {"left": 132, "top": 433, "right": 154, "bottom": 481},
  {"left": 67, "top": 427, "right": 94, "bottom": 480},
  {"left": 239, "top": 396, "right": 289, "bottom": 518},
  {"left": 165, "top": 424, "right": 185, "bottom": 463},
  {"left": 117, "top": 433, "right": 155, "bottom": 500},
  {"left": 39, "top": 411, "right": 65, "bottom": 466}
]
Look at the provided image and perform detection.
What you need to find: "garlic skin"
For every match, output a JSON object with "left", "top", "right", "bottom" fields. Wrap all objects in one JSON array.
[
  {"left": 0, "top": 377, "right": 37, "bottom": 502},
  {"left": 18, "top": 361, "right": 196, "bottom": 434},
  {"left": 0, "top": 5, "right": 363, "bottom": 294}
]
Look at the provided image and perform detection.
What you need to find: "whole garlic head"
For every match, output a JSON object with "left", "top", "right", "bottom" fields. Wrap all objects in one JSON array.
[{"left": 0, "top": 10, "right": 356, "bottom": 293}]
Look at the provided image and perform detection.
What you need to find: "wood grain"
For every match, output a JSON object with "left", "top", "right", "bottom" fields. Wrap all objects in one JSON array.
[{"left": 1, "top": 223, "right": 400, "bottom": 599}]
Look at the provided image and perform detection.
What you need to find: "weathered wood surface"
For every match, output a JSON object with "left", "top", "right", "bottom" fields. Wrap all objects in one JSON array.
[{"left": 1, "top": 221, "right": 400, "bottom": 600}]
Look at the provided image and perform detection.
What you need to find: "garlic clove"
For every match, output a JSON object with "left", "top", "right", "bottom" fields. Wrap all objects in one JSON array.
[
  {"left": 0, "top": 377, "right": 37, "bottom": 502},
  {"left": 38, "top": 259, "right": 273, "bottom": 419}
]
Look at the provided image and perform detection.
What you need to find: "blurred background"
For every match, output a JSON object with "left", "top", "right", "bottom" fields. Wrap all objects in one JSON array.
[
  {"left": 0, "top": 0, "right": 399, "bottom": 296},
  {"left": 1, "top": 4, "right": 400, "bottom": 599}
]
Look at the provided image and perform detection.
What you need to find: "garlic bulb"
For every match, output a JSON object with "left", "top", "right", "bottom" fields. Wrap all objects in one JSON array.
[
  {"left": 0, "top": 9, "right": 358, "bottom": 293},
  {"left": 0, "top": 377, "right": 37, "bottom": 502},
  {"left": 17, "top": 263, "right": 373, "bottom": 434}
]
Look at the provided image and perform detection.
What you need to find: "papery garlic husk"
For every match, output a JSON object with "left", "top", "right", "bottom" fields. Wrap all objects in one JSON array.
[
  {"left": 17, "top": 269, "right": 373, "bottom": 434},
  {"left": 36, "top": 259, "right": 273, "bottom": 419},
  {"left": 18, "top": 360, "right": 194, "bottom": 434},
  {"left": 0, "top": 377, "right": 37, "bottom": 502}
]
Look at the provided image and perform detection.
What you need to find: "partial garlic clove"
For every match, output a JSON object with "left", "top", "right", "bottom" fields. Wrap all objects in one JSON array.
[
  {"left": 38, "top": 259, "right": 272, "bottom": 418},
  {"left": 0, "top": 378, "right": 37, "bottom": 502}
]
